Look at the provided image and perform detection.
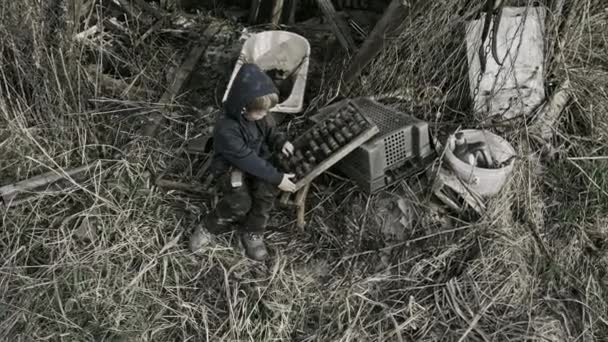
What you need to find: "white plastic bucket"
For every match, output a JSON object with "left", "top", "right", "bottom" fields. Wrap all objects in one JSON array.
[
  {"left": 222, "top": 30, "right": 311, "bottom": 114},
  {"left": 444, "top": 129, "right": 515, "bottom": 196}
]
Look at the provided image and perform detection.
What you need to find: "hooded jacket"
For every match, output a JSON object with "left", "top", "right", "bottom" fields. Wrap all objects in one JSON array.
[{"left": 211, "top": 63, "right": 287, "bottom": 185}]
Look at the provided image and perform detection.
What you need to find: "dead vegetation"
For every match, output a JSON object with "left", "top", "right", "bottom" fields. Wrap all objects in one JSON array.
[{"left": 0, "top": 0, "right": 607, "bottom": 341}]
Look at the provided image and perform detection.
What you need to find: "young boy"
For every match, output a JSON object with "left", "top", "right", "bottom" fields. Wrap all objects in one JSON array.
[{"left": 190, "top": 63, "right": 296, "bottom": 261}]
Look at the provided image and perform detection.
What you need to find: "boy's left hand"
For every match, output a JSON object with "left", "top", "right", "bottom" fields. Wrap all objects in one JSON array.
[{"left": 282, "top": 141, "right": 294, "bottom": 156}]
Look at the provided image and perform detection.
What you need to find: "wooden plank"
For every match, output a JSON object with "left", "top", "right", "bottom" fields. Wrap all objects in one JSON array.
[
  {"left": 343, "top": 0, "right": 408, "bottom": 85},
  {"left": 249, "top": 0, "right": 262, "bottom": 24},
  {"left": 288, "top": 0, "right": 298, "bottom": 25},
  {"left": 155, "top": 179, "right": 209, "bottom": 195},
  {"left": 0, "top": 161, "right": 105, "bottom": 205},
  {"left": 316, "top": 0, "right": 357, "bottom": 54},
  {"left": 142, "top": 23, "right": 222, "bottom": 137},
  {"left": 271, "top": 0, "right": 285, "bottom": 27}
]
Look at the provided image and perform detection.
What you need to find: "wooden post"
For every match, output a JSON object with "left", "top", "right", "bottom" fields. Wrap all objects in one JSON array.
[
  {"left": 249, "top": 0, "right": 262, "bottom": 24},
  {"left": 288, "top": 0, "right": 298, "bottom": 25},
  {"left": 316, "top": 0, "right": 357, "bottom": 54},
  {"left": 295, "top": 183, "right": 311, "bottom": 229},
  {"left": 272, "top": 0, "right": 285, "bottom": 27},
  {"left": 343, "top": 0, "right": 409, "bottom": 85}
]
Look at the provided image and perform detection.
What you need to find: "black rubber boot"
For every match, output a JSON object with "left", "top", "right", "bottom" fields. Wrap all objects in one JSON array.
[{"left": 240, "top": 232, "right": 268, "bottom": 261}]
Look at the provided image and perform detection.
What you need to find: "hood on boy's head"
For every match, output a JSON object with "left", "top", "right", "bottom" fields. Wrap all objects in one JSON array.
[{"left": 224, "top": 63, "right": 278, "bottom": 120}]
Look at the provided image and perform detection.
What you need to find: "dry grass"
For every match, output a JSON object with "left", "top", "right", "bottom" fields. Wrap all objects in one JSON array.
[{"left": 1, "top": 0, "right": 607, "bottom": 341}]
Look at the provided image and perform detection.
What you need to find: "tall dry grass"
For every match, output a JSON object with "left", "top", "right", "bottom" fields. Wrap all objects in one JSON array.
[{"left": 0, "top": 0, "right": 607, "bottom": 341}]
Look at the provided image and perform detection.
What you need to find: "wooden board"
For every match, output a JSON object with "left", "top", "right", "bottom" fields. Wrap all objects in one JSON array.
[
  {"left": 343, "top": 0, "right": 407, "bottom": 85},
  {"left": 290, "top": 101, "right": 380, "bottom": 191},
  {"left": 316, "top": 0, "right": 357, "bottom": 54},
  {"left": 249, "top": 0, "right": 262, "bottom": 24},
  {"left": 295, "top": 182, "right": 311, "bottom": 228},
  {"left": 271, "top": 0, "right": 284, "bottom": 27}
]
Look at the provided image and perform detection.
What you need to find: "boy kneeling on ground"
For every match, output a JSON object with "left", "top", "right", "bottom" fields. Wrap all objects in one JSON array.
[{"left": 190, "top": 63, "right": 296, "bottom": 261}]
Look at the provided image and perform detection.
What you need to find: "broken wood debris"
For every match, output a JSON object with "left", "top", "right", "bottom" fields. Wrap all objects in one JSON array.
[
  {"left": 280, "top": 182, "right": 312, "bottom": 229},
  {"left": 295, "top": 182, "right": 311, "bottom": 229},
  {"left": 0, "top": 161, "right": 107, "bottom": 207},
  {"left": 343, "top": 0, "right": 409, "bottom": 85},
  {"left": 84, "top": 65, "right": 155, "bottom": 100},
  {"left": 272, "top": 0, "right": 285, "bottom": 27},
  {"left": 142, "top": 22, "right": 223, "bottom": 137},
  {"left": 429, "top": 166, "right": 486, "bottom": 217},
  {"left": 155, "top": 178, "right": 211, "bottom": 196},
  {"left": 316, "top": 0, "right": 357, "bottom": 54}
]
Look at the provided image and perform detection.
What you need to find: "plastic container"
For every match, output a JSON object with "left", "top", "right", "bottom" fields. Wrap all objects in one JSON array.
[
  {"left": 222, "top": 30, "right": 310, "bottom": 114},
  {"left": 444, "top": 129, "right": 515, "bottom": 196}
]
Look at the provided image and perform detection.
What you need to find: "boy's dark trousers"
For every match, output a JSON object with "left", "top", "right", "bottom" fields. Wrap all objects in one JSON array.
[{"left": 205, "top": 173, "right": 279, "bottom": 234}]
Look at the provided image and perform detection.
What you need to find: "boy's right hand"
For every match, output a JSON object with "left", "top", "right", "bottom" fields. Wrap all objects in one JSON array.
[{"left": 278, "top": 173, "right": 296, "bottom": 193}]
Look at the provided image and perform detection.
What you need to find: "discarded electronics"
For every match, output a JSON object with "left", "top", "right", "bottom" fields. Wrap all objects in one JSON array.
[
  {"left": 223, "top": 30, "right": 310, "bottom": 114},
  {"left": 311, "top": 97, "right": 435, "bottom": 193},
  {"left": 278, "top": 99, "right": 380, "bottom": 191}
]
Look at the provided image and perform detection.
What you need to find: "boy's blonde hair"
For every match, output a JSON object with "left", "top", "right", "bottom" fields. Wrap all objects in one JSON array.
[{"left": 246, "top": 93, "right": 279, "bottom": 112}]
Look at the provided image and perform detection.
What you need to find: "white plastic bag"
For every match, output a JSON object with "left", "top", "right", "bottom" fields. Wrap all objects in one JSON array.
[{"left": 466, "top": 6, "right": 546, "bottom": 121}]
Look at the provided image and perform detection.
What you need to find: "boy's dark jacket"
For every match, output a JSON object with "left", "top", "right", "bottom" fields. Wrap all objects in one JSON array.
[{"left": 211, "top": 63, "right": 287, "bottom": 185}]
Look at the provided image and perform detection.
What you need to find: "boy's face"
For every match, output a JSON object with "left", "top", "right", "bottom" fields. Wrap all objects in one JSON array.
[{"left": 244, "top": 109, "right": 267, "bottom": 121}]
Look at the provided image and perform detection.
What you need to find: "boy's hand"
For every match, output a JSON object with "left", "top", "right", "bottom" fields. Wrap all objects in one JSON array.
[
  {"left": 281, "top": 141, "right": 294, "bottom": 157},
  {"left": 278, "top": 173, "right": 296, "bottom": 192}
]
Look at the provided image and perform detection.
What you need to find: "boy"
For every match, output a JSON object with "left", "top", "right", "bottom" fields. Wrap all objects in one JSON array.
[{"left": 190, "top": 63, "right": 296, "bottom": 261}]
